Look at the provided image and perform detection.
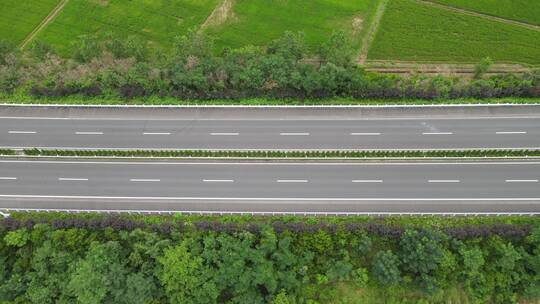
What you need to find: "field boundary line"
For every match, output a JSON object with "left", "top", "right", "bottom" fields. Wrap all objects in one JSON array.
[
  {"left": 19, "top": 0, "right": 70, "bottom": 49},
  {"left": 200, "top": 0, "right": 235, "bottom": 30},
  {"left": 415, "top": 0, "right": 540, "bottom": 32},
  {"left": 358, "top": 0, "right": 389, "bottom": 65}
]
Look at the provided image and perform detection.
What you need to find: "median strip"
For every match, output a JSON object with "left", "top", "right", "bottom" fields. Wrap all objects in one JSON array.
[{"left": 0, "top": 148, "right": 539, "bottom": 159}]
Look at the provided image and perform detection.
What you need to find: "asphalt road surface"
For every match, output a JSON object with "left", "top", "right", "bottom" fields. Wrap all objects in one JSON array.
[
  {"left": 0, "top": 159, "right": 539, "bottom": 213},
  {"left": 1, "top": 117, "right": 540, "bottom": 150}
]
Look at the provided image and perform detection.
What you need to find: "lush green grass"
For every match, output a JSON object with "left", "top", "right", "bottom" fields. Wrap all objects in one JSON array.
[
  {"left": 205, "top": 0, "right": 380, "bottom": 51},
  {"left": 369, "top": 0, "right": 540, "bottom": 65},
  {"left": 429, "top": 0, "right": 540, "bottom": 26},
  {"left": 34, "top": 0, "right": 219, "bottom": 55},
  {"left": 0, "top": 0, "right": 61, "bottom": 45},
  {"left": 323, "top": 283, "right": 471, "bottom": 304}
]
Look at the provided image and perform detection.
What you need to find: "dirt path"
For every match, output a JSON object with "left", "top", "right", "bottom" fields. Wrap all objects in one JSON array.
[
  {"left": 416, "top": 0, "right": 540, "bottom": 32},
  {"left": 19, "top": 0, "right": 69, "bottom": 49},
  {"left": 200, "top": 0, "right": 235, "bottom": 29},
  {"left": 358, "top": 0, "right": 389, "bottom": 65}
]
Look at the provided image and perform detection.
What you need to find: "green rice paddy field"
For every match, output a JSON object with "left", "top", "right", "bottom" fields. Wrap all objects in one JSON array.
[
  {"left": 35, "top": 0, "right": 220, "bottom": 55},
  {"left": 204, "top": 0, "right": 380, "bottom": 51},
  {"left": 1, "top": 0, "right": 540, "bottom": 65},
  {"left": 429, "top": 0, "right": 540, "bottom": 26},
  {"left": 369, "top": 0, "right": 540, "bottom": 65},
  {"left": 0, "top": 0, "right": 61, "bottom": 45}
]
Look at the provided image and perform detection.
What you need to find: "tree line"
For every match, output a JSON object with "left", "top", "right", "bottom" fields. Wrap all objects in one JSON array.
[
  {"left": 0, "top": 214, "right": 539, "bottom": 303},
  {"left": 0, "top": 31, "right": 539, "bottom": 101}
]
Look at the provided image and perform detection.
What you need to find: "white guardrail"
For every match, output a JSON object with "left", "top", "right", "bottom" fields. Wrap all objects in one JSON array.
[
  {"left": 1, "top": 103, "right": 539, "bottom": 108},
  {"left": 0, "top": 208, "right": 539, "bottom": 217}
]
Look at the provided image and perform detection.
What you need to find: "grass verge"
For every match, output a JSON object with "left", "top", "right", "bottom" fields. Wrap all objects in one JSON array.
[{"left": 16, "top": 148, "right": 540, "bottom": 158}]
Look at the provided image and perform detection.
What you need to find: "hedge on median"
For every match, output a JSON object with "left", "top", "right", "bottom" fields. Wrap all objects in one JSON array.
[{"left": 19, "top": 148, "right": 540, "bottom": 158}]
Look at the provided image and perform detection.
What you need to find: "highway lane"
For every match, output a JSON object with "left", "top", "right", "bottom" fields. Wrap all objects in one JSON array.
[
  {"left": 1, "top": 117, "right": 540, "bottom": 150},
  {"left": 0, "top": 160, "right": 539, "bottom": 213}
]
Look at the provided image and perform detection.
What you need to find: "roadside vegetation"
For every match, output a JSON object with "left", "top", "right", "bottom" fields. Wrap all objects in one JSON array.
[
  {"left": 1, "top": 31, "right": 539, "bottom": 103},
  {"left": 0, "top": 213, "right": 539, "bottom": 303},
  {"left": 369, "top": 0, "right": 540, "bottom": 65}
]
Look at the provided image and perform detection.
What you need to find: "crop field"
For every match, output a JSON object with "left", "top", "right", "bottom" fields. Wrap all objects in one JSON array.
[
  {"left": 2, "top": 0, "right": 540, "bottom": 67},
  {"left": 0, "top": 0, "right": 61, "bottom": 45},
  {"left": 189, "top": 0, "right": 380, "bottom": 51},
  {"left": 34, "top": 0, "right": 219, "bottom": 55},
  {"left": 428, "top": 0, "right": 540, "bottom": 26},
  {"left": 368, "top": 0, "right": 540, "bottom": 65}
]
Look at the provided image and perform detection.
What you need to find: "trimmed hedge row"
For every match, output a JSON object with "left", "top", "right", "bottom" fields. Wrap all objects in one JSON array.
[
  {"left": 20, "top": 148, "right": 540, "bottom": 158},
  {"left": 0, "top": 149, "right": 15, "bottom": 155}
]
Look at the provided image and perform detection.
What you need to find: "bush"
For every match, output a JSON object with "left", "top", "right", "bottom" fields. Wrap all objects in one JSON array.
[
  {"left": 371, "top": 250, "right": 401, "bottom": 286},
  {"left": 1, "top": 32, "right": 538, "bottom": 101}
]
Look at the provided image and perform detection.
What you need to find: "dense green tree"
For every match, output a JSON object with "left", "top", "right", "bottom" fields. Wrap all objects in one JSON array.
[
  {"left": 318, "top": 31, "right": 355, "bottom": 67},
  {"left": 159, "top": 241, "right": 218, "bottom": 304},
  {"left": 372, "top": 250, "right": 401, "bottom": 286},
  {"left": 400, "top": 229, "right": 446, "bottom": 293}
]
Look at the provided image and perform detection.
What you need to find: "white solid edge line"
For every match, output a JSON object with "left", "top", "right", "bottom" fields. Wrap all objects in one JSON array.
[
  {"left": 0, "top": 177, "right": 17, "bottom": 180},
  {"left": 1, "top": 103, "right": 539, "bottom": 108},
  {"left": 496, "top": 131, "right": 527, "bottom": 134},
  {"left": 350, "top": 133, "right": 381, "bottom": 136},
  {"left": 506, "top": 179, "right": 538, "bottom": 183},
  {"left": 352, "top": 180, "right": 383, "bottom": 183},
  {"left": 143, "top": 132, "right": 171, "bottom": 135},
  {"left": 1, "top": 160, "right": 540, "bottom": 166},
  {"left": 280, "top": 133, "right": 310, "bottom": 136},
  {"left": 210, "top": 133, "right": 239, "bottom": 136},
  {"left": 1, "top": 116, "right": 540, "bottom": 122},
  {"left": 129, "top": 179, "right": 161, "bottom": 182},
  {"left": 0, "top": 194, "right": 539, "bottom": 201},
  {"left": 2, "top": 207, "right": 540, "bottom": 216},
  {"left": 277, "top": 179, "right": 309, "bottom": 183},
  {"left": 75, "top": 132, "right": 103, "bottom": 135},
  {"left": 428, "top": 180, "right": 461, "bottom": 183},
  {"left": 422, "top": 132, "right": 453, "bottom": 135},
  {"left": 3, "top": 145, "right": 540, "bottom": 152},
  {"left": 202, "top": 179, "right": 235, "bottom": 183},
  {"left": 58, "top": 178, "right": 88, "bottom": 181}
]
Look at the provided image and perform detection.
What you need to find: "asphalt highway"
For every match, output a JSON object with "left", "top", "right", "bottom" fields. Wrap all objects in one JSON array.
[
  {"left": 0, "top": 160, "right": 539, "bottom": 213},
  {"left": 1, "top": 117, "right": 540, "bottom": 150}
]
